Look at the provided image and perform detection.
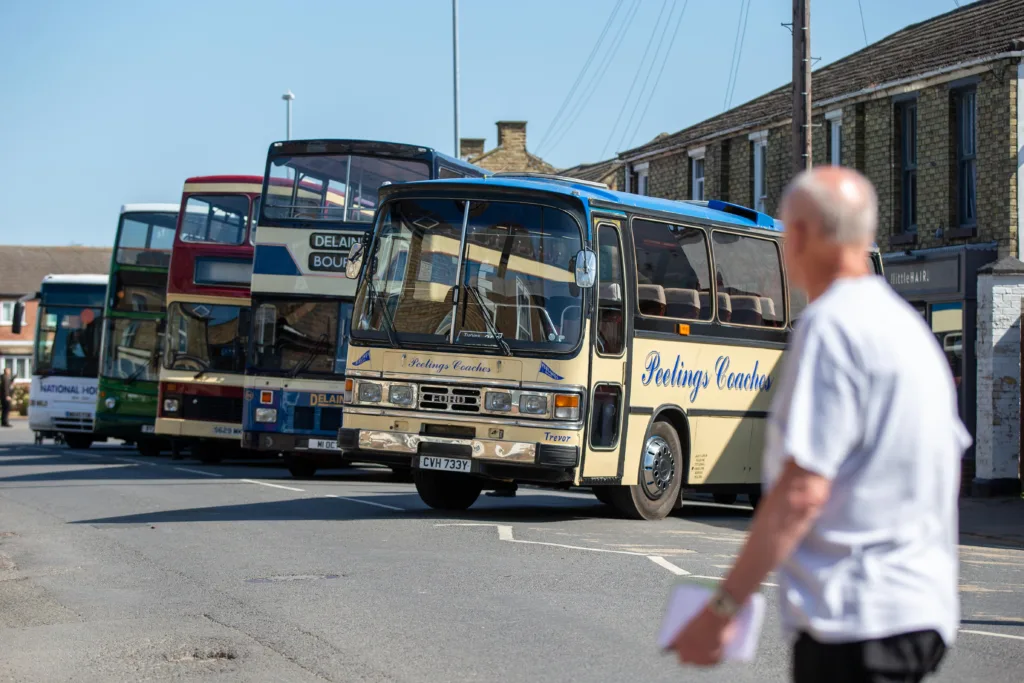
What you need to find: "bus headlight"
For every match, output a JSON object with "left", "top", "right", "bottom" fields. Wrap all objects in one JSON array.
[
  {"left": 554, "top": 394, "right": 580, "bottom": 420},
  {"left": 255, "top": 408, "right": 277, "bottom": 423},
  {"left": 388, "top": 384, "right": 414, "bottom": 406},
  {"left": 163, "top": 398, "right": 180, "bottom": 415},
  {"left": 104, "top": 397, "right": 117, "bottom": 410},
  {"left": 357, "top": 382, "right": 382, "bottom": 403},
  {"left": 485, "top": 391, "right": 512, "bottom": 412},
  {"left": 519, "top": 393, "right": 548, "bottom": 415}
]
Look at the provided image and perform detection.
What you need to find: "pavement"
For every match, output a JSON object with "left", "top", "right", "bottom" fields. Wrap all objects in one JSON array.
[{"left": 1, "top": 419, "right": 1022, "bottom": 682}]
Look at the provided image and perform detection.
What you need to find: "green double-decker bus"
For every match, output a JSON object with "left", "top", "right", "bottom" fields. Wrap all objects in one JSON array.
[{"left": 94, "top": 203, "right": 179, "bottom": 455}]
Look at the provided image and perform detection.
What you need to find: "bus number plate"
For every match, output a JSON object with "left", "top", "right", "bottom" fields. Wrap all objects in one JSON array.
[
  {"left": 65, "top": 412, "right": 90, "bottom": 419},
  {"left": 308, "top": 439, "right": 340, "bottom": 451},
  {"left": 419, "top": 456, "right": 471, "bottom": 473},
  {"left": 141, "top": 425, "right": 155, "bottom": 434}
]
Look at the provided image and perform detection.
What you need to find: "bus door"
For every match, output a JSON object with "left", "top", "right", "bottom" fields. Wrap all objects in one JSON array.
[{"left": 581, "top": 221, "right": 629, "bottom": 480}]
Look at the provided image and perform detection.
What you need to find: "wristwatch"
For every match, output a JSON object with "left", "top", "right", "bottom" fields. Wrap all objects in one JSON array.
[{"left": 708, "top": 587, "right": 741, "bottom": 619}]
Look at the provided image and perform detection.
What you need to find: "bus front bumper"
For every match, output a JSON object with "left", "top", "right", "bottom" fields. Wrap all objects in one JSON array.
[{"left": 337, "top": 427, "right": 579, "bottom": 482}]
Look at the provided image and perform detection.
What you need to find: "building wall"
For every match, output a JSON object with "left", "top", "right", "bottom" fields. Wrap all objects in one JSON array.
[
  {"left": 0, "top": 298, "right": 38, "bottom": 381},
  {"left": 634, "top": 58, "right": 1019, "bottom": 257},
  {"left": 975, "top": 272, "right": 1024, "bottom": 491}
]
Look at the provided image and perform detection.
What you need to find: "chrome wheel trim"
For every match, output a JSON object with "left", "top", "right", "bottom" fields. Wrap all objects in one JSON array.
[{"left": 640, "top": 434, "right": 675, "bottom": 501}]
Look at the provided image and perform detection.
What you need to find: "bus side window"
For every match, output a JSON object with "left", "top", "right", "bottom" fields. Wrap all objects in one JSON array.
[
  {"left": 711, "top": 232, "right": 786, "bottom": 328},
  {"left": 632, "top": 219, "right": 712, "bottom": 321},
  {"left": 596, "top": 224, "right": 624, "bottom": 356}
]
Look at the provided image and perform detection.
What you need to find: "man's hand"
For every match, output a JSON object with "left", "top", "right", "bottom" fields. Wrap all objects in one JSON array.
[{"left": 669, "top": 606, "right": 735, "bottom": 666}]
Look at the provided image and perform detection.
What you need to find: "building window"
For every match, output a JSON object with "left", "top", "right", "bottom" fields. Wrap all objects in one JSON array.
[
  {"left": 690, "top": 154, "right": 705, "bottom": 200},
  {"left": 954, "top": 88, "right": 977, "bottom": 227},
  {"left": 750, "top": 132, "right": 768, "bottom": 213},
  {"left": 1, "top": 301, "right": 26, "bottom": 327},
  {"left": 1, "top": 356, "right": 31, "bottom": 379},
  {"left": 898, "top": 101, "right": 918, "bottom": 233},
  {"left": 631, "top": 163, "right": 649, "bottom": 196},
  {"left": 826, "top": 110, "right": 843, "bottom": 166}
]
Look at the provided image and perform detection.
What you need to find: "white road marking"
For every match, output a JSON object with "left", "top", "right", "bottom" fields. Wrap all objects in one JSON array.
[
  {"left": 959, "top": 629, "right": 1024, "bottom": 641},
  {"left": 111, "top": 456, "right": 157, "bottom": 467},
  {"left": 241, "top": 479, "right": 305, "bottom": 492},
  {"left": 172, "top": 466, "right": 223, "bottom": 478},
  {"left": 648, "top": 555, "right": 690, "bottom": 575},
  {"left": 322, "top": 494, "right": 404, "bottom": 511}
]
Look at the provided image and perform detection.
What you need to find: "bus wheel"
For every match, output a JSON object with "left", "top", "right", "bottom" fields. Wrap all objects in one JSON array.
[
  {"left": 195, "top": 442, "right": 222, "bottom": 464},
  {"left": 389, "top": 465, "right": 413, "bottom": 482},
  {"left": 592, "top": 486, "right": 615, "bottom": 506},
  {"left": 612, "top": 421, "right": 683, "bottom": 521},
  {"left": 288, "top": 461, "right": 317, "bottom": 479},
  {"left": 137, "top": 439, "right": 162, "bottom": 457},
  {"left": 64, "top": 434, "right": 93, "bottom": 450},
  {"left": 747, "top": 489, "right": 762, "bottom": 510},
  {"left": 414, "top": 470, "right": 481, "bottom": 511},
  {"left": 713, "top": 493, "right": 738, "bottom": 506}
]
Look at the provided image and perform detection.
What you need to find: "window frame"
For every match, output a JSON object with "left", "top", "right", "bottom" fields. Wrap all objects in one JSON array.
[
  {"left": 594, "top": 221, "right": 627, "bottom": 359},
  {"left": 588, "top": 382, "right": 624, "bottom": 451},
  {"left": 710, "top": 228, "right": 788, "bottom": 330},
  {"left": 898, "top": 100, "right": 918, "bottom": 234},
  {"left": 749, "top": 131, "right": 768, "bottom": 213},
  {"left": 954, "top": 88, "right": 977, "bottom": 228},
  {"left": 631, "top": 162, "right": 650, "bottom": 196},
  {"left": 826, "top": 109, "right": 843, "bottom": 166},
  {"left": 628, "top": 216, "right": 715, "bottom": 324},
  {"left": 688, "top": 148, "right": 704, "bottom": 201}
]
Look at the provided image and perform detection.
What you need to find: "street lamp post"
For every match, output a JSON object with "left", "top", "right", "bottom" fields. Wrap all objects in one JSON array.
[{"left": 282, "top": 90, "right": 295, "bottom": 141}]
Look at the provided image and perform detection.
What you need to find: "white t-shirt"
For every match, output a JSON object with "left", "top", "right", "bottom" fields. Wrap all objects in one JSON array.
[{"left": 763, "top": 275, "right": 970, "bottom": 645}]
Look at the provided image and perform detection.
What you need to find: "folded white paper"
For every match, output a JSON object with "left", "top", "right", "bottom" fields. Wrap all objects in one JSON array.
[{"left": 657, "top": 584, "right": 766, "bottom": 662}]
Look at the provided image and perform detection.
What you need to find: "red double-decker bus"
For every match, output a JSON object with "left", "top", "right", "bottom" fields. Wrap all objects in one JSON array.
[{"left": 155, "top": 175, "right": 262, "bottom": 462}]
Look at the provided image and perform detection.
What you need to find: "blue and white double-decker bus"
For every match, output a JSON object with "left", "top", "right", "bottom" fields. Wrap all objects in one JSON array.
[{"left": 242, "top": 139, "right": 486, "bottom": 477}]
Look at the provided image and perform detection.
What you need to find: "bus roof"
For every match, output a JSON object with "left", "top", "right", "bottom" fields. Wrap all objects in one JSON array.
[
  {"left": 41, "top": 273, "right": 108, "bottom": 286},
  {"left": 184, "top": 174, "right": 264, "bottom": 186},
  {"left": 381, "top": 175, "right": 781, "bottom": 232},
  {"left": 268, "top": 139, "right": 486, "bottom": 177},
  {"left": 120, "top": 203, "right": 181, "bottom": 215}
]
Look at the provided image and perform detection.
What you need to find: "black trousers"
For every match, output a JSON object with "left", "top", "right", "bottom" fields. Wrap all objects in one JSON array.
[
  {"left": 793, "top": 630, "right": 946, "bottom": 683},
  {"left": 1, "top": 400, "right": 9, "bottom": 426}
]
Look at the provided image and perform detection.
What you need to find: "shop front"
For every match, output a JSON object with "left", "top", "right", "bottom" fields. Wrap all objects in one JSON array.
[{"left": 882, "top": 244, "right": 998, "bottom": 474}]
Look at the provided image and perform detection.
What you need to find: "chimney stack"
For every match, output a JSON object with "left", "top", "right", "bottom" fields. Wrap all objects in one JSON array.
[
  {"left": 459, "top": 138, "right": 485, "bottom": 161},
  {"left": 496, "top": 121, "right": 528, "bottom": 151}
]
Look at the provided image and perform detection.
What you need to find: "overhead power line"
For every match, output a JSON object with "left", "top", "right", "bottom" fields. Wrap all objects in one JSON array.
[
  {"left": 723, "top": 0, "right": 753, "bottom": 111},
  {"left": 857, "top": 0, "right": 869, "bottom": 46},
  {"left": 616, "top": 0, "right": 674, "bottom": 153},
  {"left": 541, "top": 0, "right": 642, "bottom": 156},
  {"left": 627, "top": 0, "right": 691, "bottom": 149},
  {"left": 536, "top": 0, "right": 625, "bottom": 153}
]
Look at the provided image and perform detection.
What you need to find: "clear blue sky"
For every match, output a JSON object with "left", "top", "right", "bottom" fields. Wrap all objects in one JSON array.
[{"left": 0, "top": 0, "right": 963, "bottom": 247}]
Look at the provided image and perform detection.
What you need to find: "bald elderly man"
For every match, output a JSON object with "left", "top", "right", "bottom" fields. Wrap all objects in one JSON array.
[{"left": 669, "top": 167, "right": 970, "bottom": 683}]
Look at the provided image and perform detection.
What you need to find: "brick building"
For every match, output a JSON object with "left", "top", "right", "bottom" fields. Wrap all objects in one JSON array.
[
  {"left": 615, "top": 0, "right": 1023, "bottom": 494},
  {"left": 0, "top": 246, "right": 112, "bottom": 383},
  {"left": 460, "top": 121, "right": 557, "bottom": 174},
  {"left": 559, "top": 157, "right": 626, "bottom": 190}
]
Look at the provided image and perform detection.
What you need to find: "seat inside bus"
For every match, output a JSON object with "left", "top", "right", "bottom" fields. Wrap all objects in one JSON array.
[
  {"left": 759, "top": 296, "right": 780, "bottom": 326},
  {"left": 730, "top": 295, "right": 763, "bottom": 326},
  {"left": 597, "top": 283, "right": 623, "bottom": 354},
  {"left": 717, "top": 292, "right": 732, "bottom": 322},
  {"left": 637, "top": 284, "right": 666, "bottom": 316},
  {"left": 664, "top": 288, "right": 700, "bottom": 319}
]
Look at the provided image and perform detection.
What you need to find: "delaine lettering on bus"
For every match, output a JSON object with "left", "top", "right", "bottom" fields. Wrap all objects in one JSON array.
[{"left": 310, "top": 393, "right": 345, "bottom": 407}]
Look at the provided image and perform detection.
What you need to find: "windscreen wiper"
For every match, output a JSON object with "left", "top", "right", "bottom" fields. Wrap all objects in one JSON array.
[
  {"left": 123, "top": 363, "right": 148, "bottom": 385},
  {"left": 465, "top": 284, "right": 512, "bottom": 357},
  {"left": 365, "top": 277, "right": 399, "bottom": 348},
  {"left": 288, "top": 333, "right": 330, "bottom": 378}
]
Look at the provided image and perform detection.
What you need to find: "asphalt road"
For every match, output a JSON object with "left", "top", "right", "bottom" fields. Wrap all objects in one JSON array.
[{"left": 1, "top": 420, "right": 1022, "bottom": 682}]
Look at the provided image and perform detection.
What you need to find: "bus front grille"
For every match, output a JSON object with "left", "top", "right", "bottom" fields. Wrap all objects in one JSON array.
[{"left": 419, "top": 386, "right": 482, "bottom": 413}]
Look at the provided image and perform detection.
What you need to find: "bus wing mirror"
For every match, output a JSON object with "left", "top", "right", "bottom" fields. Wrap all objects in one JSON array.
[
  {"left": 345, "top": 242, "right": 364, "bottom": 279},
  {"left": 574, "top": 249, "right": 597, "bottom": 288},
  {"left": 10, "top": 302, "right": 24, "bottom": 335}
]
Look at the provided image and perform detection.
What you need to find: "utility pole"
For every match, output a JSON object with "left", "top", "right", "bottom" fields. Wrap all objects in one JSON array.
[
  {"left": 791, "top": 0, "right": 811, "bottom": 175},
  {"left": 452, "top": 0, "right": 461, "bottom": 157},
  {"left": 282, "top": 90, "right": 295, "bottom": 141}
]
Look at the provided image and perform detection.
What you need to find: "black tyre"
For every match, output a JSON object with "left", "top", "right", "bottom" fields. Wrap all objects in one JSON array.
[
  {"left": 288, "top": 461, "right": 317, "bottom": 478},
  {"left": 195, "top": 442, "right": 223, "bottom": 464},
  {"left": 713, "top": 493, "right": 738, "bottom": 506},
  {"left": 137, "top": 439, "right": 162, "bottom": 457},
  {"left": 592, "top": 486, "right": 615, "bottom": 506},
  {"left": 611, "top": 420, "right": 683, "bottom": 521},
  {"left": 414, "top": 469, "right": 482, "bottom": 511},
  {"left": 64, "top": 434, "right": 93, "bottom": 450},
  {"left": 748, "top": 489, "right": 762, "bottom": 510}
]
